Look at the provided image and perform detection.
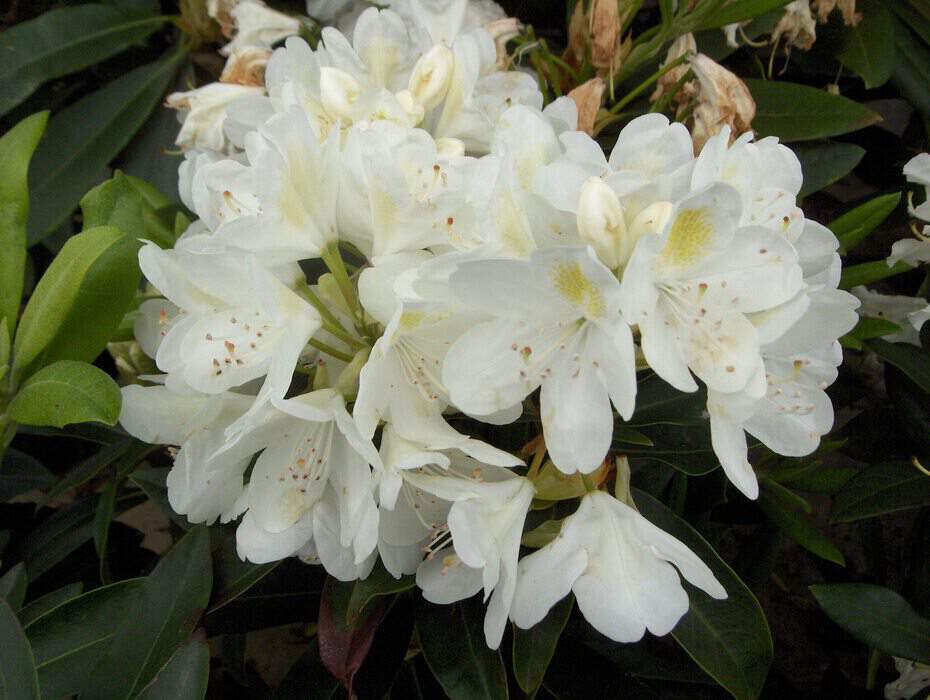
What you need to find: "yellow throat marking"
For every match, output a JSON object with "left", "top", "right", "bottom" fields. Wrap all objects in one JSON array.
[
  {"left": 660, "top": 207, "right": 713, "bottom": 267},
  {"left": 552, "top": 261, "right": 605, "bottom": 319}
]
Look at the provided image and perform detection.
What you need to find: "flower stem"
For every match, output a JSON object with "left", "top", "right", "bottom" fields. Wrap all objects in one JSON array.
[
  {"left": 308, "top": 338, "right": 355, "bottom": 363},
  {"left": 299, "top": 284, "right": 367, "bottom": 350},
  {"left": 321, "top": 244, "right": 364, "bottom": 329}
]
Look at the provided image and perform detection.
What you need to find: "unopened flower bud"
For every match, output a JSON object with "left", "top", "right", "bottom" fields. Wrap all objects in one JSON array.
[
  {"left": 395, "top": 89, "right": 426, "bottom": 127},
  {"left": 320, "top": 67, "right": 361, "bottom": 121},
  {"left": 628, "top": 201, "right": 673, "bottom": 242},
  {"left": 436, "top": 137, "right": 465, "bottom": 158},
  {"left": 408, "top": 45, "right": 454, "bottom": 111},
  {"left": 577, "top": 177, "right": 629, "bottom": 270}
]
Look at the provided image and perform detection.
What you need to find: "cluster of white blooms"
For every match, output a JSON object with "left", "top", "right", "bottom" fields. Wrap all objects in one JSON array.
[
  {"left": 123, "top": 0, "right": 860, "bottom": 648},
  {"left": 888, "top": 153, "right": 930, "bottom": 268}
]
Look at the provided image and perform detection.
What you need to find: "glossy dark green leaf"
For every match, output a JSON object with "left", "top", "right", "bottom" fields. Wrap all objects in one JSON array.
[
  {"left": 634, "top": 490, "right": 773, "bottom": 700},
  {"left": 83, "top": 526, "right": 212, "bottom": 700},
  {"left": 891, "top": 19, "right": 930, "bottom": 117},
  {"left": 0, "top": 112, "right": 47, "bottom": 340},
  {"left": 698, "top": 0, "right": 792, "bottom": 29},
  {"left": 41, "top": 437, "right": 143, "bottom": 505},
  {"left": 24, "top": 578, "right": 145, "bottom": 699},
  {"left": 745, "top": 79, "right": 881, "bottom": 142},
  {"left": 810, "top": 584, "right": 930, "bottom": 663},
  {"left": 94, "top": 474, "right": 118, "bottom": 582},
  {"left": 17, "top": 583, "right": 83, "bottom": 627},
  {"left": 130, "top": 467, "right": 191, "bottom": 531},
  {"left": 841, "top": 316, "right": 902, "bottom": 350},
  {"left": 273, "top": 642, "right": 340, "bottom": 700},
  {"left": 793, "top": 141, "right": 865, "bottom": 197},
  {"left": 0, "top": 448, "right": 55, "bottom": 502},
  {"left": 346, "top": 562, "right": 415, "bottom": 623},
  {"left": 830, "top": 192, "right": 901, "bottom": 254},
  {"left": 0, "top": 562, "right": 27, "bottom": 610},
  {"left": 831, "top": 461, "right": 930, "bottom": 522},
  {"left": 27, "top": 49, "right": 187, "bottom": 244},
  {"left": 865, "top": 339, "right": 930, "bottom": 394},
  {"left": 136, "top": 633, "right": 210, "bottom": 700},
  {"left": 758, "top": 491, "right": 844, "bottom": 566},
  {"left": 208, "top": 532, "right": 281, "bottom": 614},
  {"left": 415, "top": 596, "right": 509, "bottom": 700},
  {"left": 0, "top": 4, "right": 165, "bottom": 118},
  {"left": 9, "top": 360, "right": 121, "bottom": 428},
  {"left": 838, "top": 0, "right": 896, "bottom": 88},
  {"left": 81, "top": 171, "right": 177, "bottom": 249},
  {"left": 512, "top": 594, "right": 573, "bottom": 695},
  {"left": 0, "top": 598, "right": 40, "bottom": 699},
  {"left": 840, "top": 260, "right": 913, "bottom": 289}
]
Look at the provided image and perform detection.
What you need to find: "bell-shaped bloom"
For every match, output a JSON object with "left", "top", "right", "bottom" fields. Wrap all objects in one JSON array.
[
  {"left": 166, "top": 83, "right": 264, "bottom": 152},
  {"left": 852, "top": 286, "right": 930, "bottom": 346},
  {"left": 887, "top": 153, "right": 930, "bottom": 267},
  {"left": 442, "top": 246, "right": 637, "bottom": 474},
  {"left": 511, "top": 491, "right": 726, "bottom": 642},
  {"left": 221, "top": 0, "right": 301, "bottom": 56}
]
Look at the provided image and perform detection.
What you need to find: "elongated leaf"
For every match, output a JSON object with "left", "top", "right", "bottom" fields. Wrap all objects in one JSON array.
[
  {"left": 208, "top": 532, "right": 281, "bottom": 614},
  {"left": 865, "top": 339, "right": 930, "bottom": 394},
  {"left": 0, "top": 598, "right": 40, "bottom": 700},
  {"left": 0, "top": 5, "right": 165, "bottom": 118},
  {"left": 81, "top": 171, "right": 177, "bottom": 248},
  {"left": 318, "top": 577, "right": 385, "bottom": 695},
  {"left": 831, "top": 461, "right": 930, "bottom": 522},
  {"left": 841, "top": 316, "right": 902, "bottom": 350},
  {"left": 24, "top": 578, "right": 145, "bottom": 699},
  {"left": 27, "top": 49, "right": 187, "bottom": 244},
  {"left": 0, "top": 448, "right": 54, "bottom": 502},
  {"left": 840, "top": 260, "right": 913, "bottom": 289},
  {"left": 41, "top": 436, "right": 135, "bottom": 505},
  {"left": 9, "top": 360, "right": 121, "bottom": 428},
  {"left": 891, "top": 19, "right": 930, "bottom": 117},
  {"left": 512, "top": 594, "right": 573, "bottom": 695},
  {"left": 745, "top": 79, "right": 881, "bottom": 142},
  {"left": 810, "top": 584, "right": 930, "bottom": 663},
  {"left": 838, "top": 0, "right": 896, "bottom": 89},
  {"left": 0, "top": 112, "right": 47, "bottom": 340},
  {"left": 793, "top": 141, "right": 865, "bottom": 197},
  {"left": 831, "top": 193, "right": 902, "bottom": 254},
  {"left": 83, "top": 526, "right": 212, "bottom": 700},
  {"left": 136, "top": 633, "right": 210, "bottom": 700},
  {"left": 699, "top": 0, "right": 792, "bottom": 29},
  {"left": 0, "top": 562, "right": 27, "bottom": 610},
  {"left": 12, "top": 225, "right": 123, "bottom": 372},
  {"left": 416, "top": 596, "right": 509, "bottom": 700},
  {"left": 94, "top": 474, "right": 118, "bottom": 582},
  {"left": 634, "top": 490, "right": 773, "bottom": 700},
  {"left": 346, "top": 563, "right": 415, "bottom": 623},
  {"left": 17, "top": 583, "right": 83, "bottom": 627},
  {"left": 758, "top": 491, "right": 844, "bottom": 565}
]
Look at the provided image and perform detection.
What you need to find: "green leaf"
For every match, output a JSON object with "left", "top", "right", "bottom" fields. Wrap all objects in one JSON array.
[
  {"left": 830, "top": 192, "right": 901, "bottom": 253},
  {"left": 831, "top": 461, "right": 930, "bottom": 522},
  {"left": 208, "top": 531, "right": 281, "bottom": 615},
  {"left": 757, "top": 490, "right": 845, "bottom": 566},
  {"left": 17, "top": 583, "right": 83, "bottom": 627},
  {"left": 136, "top": 634, "right": 210, "bottom": 700},
  {"left": 745, "top": 79, "right": 881, "bottom": 142},
  {"left": 810, "top": 584, "right": 930, "bottom": 663},
  {"left": 0, "top": 562, "right": 28, "bottom": 610},
  {"left": 891, "top": 19, "right": 930, "bottom": 118},
  {"left": 0, "top": 598, "right": 40, "bottom": 700},
  {"left": 27, "top": 49, "right": 187, "bottom": 245},
  {"left": 840, "top": 260, "right": 913, "bottom": 289},
  {"left": 9, "top": 360, "right": 121, "bottom": 428},
  {"left": 12, "top": 225, "right": 123, "bottom": 372},
  {"left": 41, "top": 436, "right": 136, "bottom": 505},
  {"left": 81, "top": 171, "right": 177, "bottom": 248},
  {"left": 94, "top": 474, "right": 119, "bottom": 582},
  {"left": 793, "top": 141, "right": 865, "bottom": 197},
  {"left": 83, "top": 526, "right": 212, "bottom": 700},
  {"left": 0, "top": 448, "right": 55, "bottom": 502},
  {"left": 698, "top": 0, "right": 792, "bottom": 29},
  {"left": 521, "top": 518, "right": 564, "bottom": 548},
  {"left": 415, "top": 596, "right": 509, "bottom": 700},
  {"left": 841, "top": 316, "right": 902, "bottom": 350},
  {"left": 24, "top": 578, "right": 145, "bottom": 699},
  {"left": 838, "top": 0, "right": 896, "bottom": 89},
  {"left": 634, "top": 490, "right": 773, "bottom": 700},
  {"left": 0, "top": 4, "right": 165, "bottom": 118},
  {"left": 532, "top": 459, "right": 607, "bottom": 501},
  {"left": 512, "top": 595, "right": 573, "bottom": 695},
  {"left": 346, "top": 563, "right": 415, "bottom": 624},
  {"left": 0, "top": 112, "right": 48, "bottom": 341},
  {"left": 865, "top": 339, "right": 930, "bottom": 394}
]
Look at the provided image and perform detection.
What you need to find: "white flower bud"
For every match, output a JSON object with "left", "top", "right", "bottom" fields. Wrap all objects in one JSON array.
[
  {"left": 394, "top": 89, "right": 425, "bottom": 127},
  {"left": 436, "top": 137, "right": 465, "bottom": 158},
  {"left": 320, "top": 67, "right": 361, "bottom": 121},
  {"left": 408, "top": 45, "right": 454, "bottom": 111},
  {"left": 628, "top": 200, "right": 673, "bottom": 243},
  {"left": 577, "top": 177, "right": 628, "bottom": 270}
]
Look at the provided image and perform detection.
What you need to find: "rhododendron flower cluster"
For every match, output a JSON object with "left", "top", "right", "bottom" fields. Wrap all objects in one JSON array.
[{"left": 122, "top": 0, "right": 859, "bottom": 649}]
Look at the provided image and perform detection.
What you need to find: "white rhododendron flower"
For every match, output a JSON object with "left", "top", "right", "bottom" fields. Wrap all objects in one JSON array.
[
  {"left": 118, "top": 0, "right": 863, "bottom": 650},
  {"left": 852, "top": 286, "right": 930, "bottom": 345},
  {"left": 888, "top": 153, "right": 930, "bottom": 267}
]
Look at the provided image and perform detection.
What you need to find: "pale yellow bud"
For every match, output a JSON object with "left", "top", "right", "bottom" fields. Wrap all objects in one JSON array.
[
  {"left": 320, "top": 67, "right": 361, "bottom": 121},
  {"left": 408, "top": 45, "right": 454, "bottom": 111},
  {"left": 577, "top": 177, "right": 628, "bottom": 270},
  {"left": 628, "top": 201, "right": 673, "bottom": 242},
  {"left": 395, "top": 89, "right": 426, "bottom": 126}
]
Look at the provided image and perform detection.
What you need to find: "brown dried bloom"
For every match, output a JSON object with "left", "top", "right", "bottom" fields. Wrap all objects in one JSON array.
[
  {"left": 564, "top": 0, "right": 631, "bottom": 78},
  {"left": 771, "top": 0, "right": 817, "bottom": 51},
  {"left": 220, "top": 45, "right": 272, "bottom": 86},
  {"left": 569, "top": 77, "right": 607, "bottom": 135},
  {"left": 485, "top": 17, "right": 522, "bottom": 71},
  {"left": 207, "top": 0, "right": 238, "bottom": 38},
  {"left": 812, "top": 0, "right": 861, "bottom": 26},
  {"left": 689, "top": 54, "right": 756, "bottom": 151},
  {"left": 650, "top": 33, "right": 697, "bottom": 104}
]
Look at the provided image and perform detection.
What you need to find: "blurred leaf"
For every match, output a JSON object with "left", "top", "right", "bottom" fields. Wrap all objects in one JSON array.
[
  {"left": 793, "top": 141, "right": 865, "bottom": 197},
  {"left": 17, "top": 583, "right": 83, "bottom": 627},
  {"left": 9, "top": 360, "right": 121, "bottom": 428},
  {"left": 758, "top": 490, "right": 845, "bottom": 565},
  {"left": 318, "top": 577, "right": 385, "bottom": 695},
  {"left": 891, "top": 19, "right": 930, "bottom": 117},
  {"left": 840, "top": 260, "right": 913, "bottom": 289},
  {"left": 130, "top": 466, "right": 191, "bottom": 531},
  {"left": 521, "top": 518, "right": 563, "bottom": 548},
  {"left": 886, "top": 360, "right": 930, "bottom": 457},
  {"left": 830, "top": 192, "right": 901, "bottom": 253},
  {"left": 746, "top": 79, "right": 881, "bottom": 141},
  {"left": 12, "top": 225, "right": 124, "bottom": 372},
  {"left": 41, "top": 436, "right": 141, "bottom": 505},
  {"left": 0, "top": 562, "right": 27, "bottom": 610},
  {"left": 0, "top": 598, "right": 40, "bottom": 699},
  {"left": 208, "top": 532, "right": 281, "bottom": 614},
  {"left": 698, "top": 0, "right": 792, "bottom": 28},
  {"left": 94, "top": 473, "right": 118, "bottom": 582},
  {"left": 865, "top": 339, "right": 930, "bottom": 394},
  {"left": 0, "top": 5, "right": 165, "bottom": 118},
  {"left": 512, "top": 594, "right": 572, "bottom": 695},
  {"left": 24, "top": 578, "right": 145, "bottom": 699},
  {"left": 838, "top": 0, "right": 896, "bottom": 88},
  {"left": 841, "top": 316, "right": 902, "bottom": 350},
  {"left": 810, "top": 584, "right": 930, "bottom": 663},
  {"left": 0, "top": 112, "right": 48, "bottom": 341},
  {"left": 81, "top": 171, "right": 177, "bottom": 248},
  {"left": 532, "top": 459, "right": 608, "bottom": 501},
  {"left": 273, "top": 642, "right": 340, "bottom": 700},
  {"left": 831, "top": 461, "right": 930, "bottom": 522},
  {"left": 415, "top": 596, "right": 509, "bottom": 700},
  {"left": 27, "top": 48, "right": 187, "bottom": 245},
  {"left": 0, "top": 448, "right": 55, "bottom": 502},
  {"left": 136, "top": 633, "right": 210, "bottom": 700},
  {"left": 354, "top": 593, "right": 415, "bottom": 699},
  {"left": 634, "top": 490, "right": 773, "bottom": 700},
  {"left": 346, "top": 563, "right": 415, "bottom": 623},
  {"left": 83, "top": 526, "right": 212, "bottom": 700}
]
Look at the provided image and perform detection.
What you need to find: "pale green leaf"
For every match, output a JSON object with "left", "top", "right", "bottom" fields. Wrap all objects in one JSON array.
[{"left": 8, "top": 360, "right": 121, "bottom": 428}]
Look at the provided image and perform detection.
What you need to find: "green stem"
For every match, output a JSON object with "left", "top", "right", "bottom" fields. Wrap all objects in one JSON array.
[
  {"left": 610, "top": 52, "right": 690, "bottom": 114},
  {"left": 321, "top": 244, "right": 363, "bottom": 324},
  {"left": 865, "top": 648, "right": 881, "bottom": 691},
  {"left": 299, "top": 284, "right": 366, "bottom": 350},
  {"left": 308, "top": 338, "right": 355, "bottom": 363}
]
